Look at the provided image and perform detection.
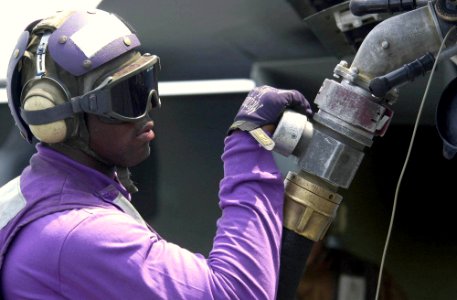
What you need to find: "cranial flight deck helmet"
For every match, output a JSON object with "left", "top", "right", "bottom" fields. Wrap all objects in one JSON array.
[{"left": 7, "top": 9, "right": 161, "bottom": 191}]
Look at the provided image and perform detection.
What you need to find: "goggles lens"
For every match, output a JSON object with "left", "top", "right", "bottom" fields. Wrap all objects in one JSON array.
[
  {"left": 110, "top": 68, "right": 156, "bottom": 118},
  {"left": 87, "top": 54, "right": 160, "bottom": 122}
]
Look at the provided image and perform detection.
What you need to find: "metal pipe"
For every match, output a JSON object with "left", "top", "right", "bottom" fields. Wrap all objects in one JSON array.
[{"left": 351, "top": 4, "right": 442, "bottom": 80}]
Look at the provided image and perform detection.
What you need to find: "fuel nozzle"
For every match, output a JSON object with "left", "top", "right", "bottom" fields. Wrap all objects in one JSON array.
[
  {"left": 272, "top": 109, "right": 364, "bottom": 239},
  {"left": 274, "top": 63, "right": 394, "bottom": 299}
]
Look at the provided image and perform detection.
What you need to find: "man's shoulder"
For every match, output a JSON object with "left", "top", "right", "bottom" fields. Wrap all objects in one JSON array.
[
  {"left": 14, "top": 206, "right": 153, "bottom": 260},
  {"left": 52, "top": 207, "right": 155, "bottom": 248}
]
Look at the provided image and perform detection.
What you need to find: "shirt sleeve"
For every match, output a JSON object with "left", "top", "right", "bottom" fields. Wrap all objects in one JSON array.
[{"left": 58, "top": 132, "right": 285, "bottom": 300}]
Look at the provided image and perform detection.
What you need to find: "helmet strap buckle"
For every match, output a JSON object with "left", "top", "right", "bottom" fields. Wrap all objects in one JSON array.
[{"left": 36, "top": 32, "right": 51, "bottom": 78}]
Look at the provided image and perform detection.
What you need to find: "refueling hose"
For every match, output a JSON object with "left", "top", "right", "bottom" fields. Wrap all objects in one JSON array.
[{"left": 277, "top": 228, "right": 314, "bottom": 300}]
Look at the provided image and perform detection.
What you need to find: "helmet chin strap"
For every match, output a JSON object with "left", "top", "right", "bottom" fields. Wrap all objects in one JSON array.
[
  {"left": 116, "top": 167, "right": 138, "bottom": 194},
  {"left": 49, "top": 113, "right": 139, "bottom": 194},
  {"left": 77, "top": 114, "right": 139, "bottom": 194}
]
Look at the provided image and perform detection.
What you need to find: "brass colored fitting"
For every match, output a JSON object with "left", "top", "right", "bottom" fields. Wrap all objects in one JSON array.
[{"left": 283, "top": 172, "right": 342, "bottom": 241}]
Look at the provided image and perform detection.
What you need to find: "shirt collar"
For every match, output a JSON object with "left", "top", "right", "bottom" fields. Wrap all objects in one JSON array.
[{"left": 35, "top": 143, "right": 131, "bottom": 201}]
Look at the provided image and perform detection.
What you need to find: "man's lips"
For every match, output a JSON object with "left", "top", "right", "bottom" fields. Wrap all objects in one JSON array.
[{"left": 137, "top": 121, "right": 155, "bottom": 141}]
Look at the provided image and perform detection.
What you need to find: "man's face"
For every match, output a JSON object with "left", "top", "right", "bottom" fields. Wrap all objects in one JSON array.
[{"left": 87, "top": 114, "right": 155, "bottom": 168}]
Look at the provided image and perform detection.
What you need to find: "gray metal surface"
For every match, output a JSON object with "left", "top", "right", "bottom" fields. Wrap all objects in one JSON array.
[{"left": 351, "top": 4, "right": 443, "bottom": 79}]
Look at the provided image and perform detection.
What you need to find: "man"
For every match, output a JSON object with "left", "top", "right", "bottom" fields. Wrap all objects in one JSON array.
[{"left": 0, "top": 9, "right": 311, "bottom": 299}]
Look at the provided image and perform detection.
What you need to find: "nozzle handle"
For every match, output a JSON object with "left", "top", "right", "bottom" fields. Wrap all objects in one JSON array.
[{"left": 369, "top": 52, "right": 435, "bottom": 98}]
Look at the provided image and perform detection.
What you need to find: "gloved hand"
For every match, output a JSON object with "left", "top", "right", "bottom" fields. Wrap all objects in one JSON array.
[{"left": 229, "top": 85, "right": 312, "bottom": 150}]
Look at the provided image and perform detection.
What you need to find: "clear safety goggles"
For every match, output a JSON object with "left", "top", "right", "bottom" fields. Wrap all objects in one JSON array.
[{"left": 84, "top": 53, "right": 161, "bottom": 122}]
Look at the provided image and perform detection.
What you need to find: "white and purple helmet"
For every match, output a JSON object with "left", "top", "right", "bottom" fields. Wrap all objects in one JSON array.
[{"left": 7, "top": 9, "right": 160, "bottom": 143}]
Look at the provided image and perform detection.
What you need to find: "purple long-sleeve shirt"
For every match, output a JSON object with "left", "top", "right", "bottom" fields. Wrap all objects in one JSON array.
[{"left": 0, "top": 132, "right": 284, "bottom": 299}]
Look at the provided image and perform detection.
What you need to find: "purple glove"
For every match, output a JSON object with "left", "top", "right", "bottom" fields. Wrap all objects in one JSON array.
[
  {"left": 229, "top": 85, "right": 313, "bottom": 150},
  {"left": 230, "top": 85, "right": 312, "bottom": 132}
]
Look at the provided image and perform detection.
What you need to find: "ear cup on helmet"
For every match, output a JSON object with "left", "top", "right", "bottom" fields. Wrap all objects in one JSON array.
[{"left": 22, "top": 78, "right": 75, "bottom": 143}]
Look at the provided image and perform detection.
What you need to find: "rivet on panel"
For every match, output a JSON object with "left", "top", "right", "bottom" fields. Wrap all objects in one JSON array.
[
  {"left": 123, "top": 37, "right": 132, "bottom": 46},
  {"left": 58, "top": 35, "right": 68, "bottom": 44},
  {"left": 13, "top": 49, "right": 20, "bottom": 58},
  {"left": 83, "top": 59, "right": 92, "bottom": 69}
]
